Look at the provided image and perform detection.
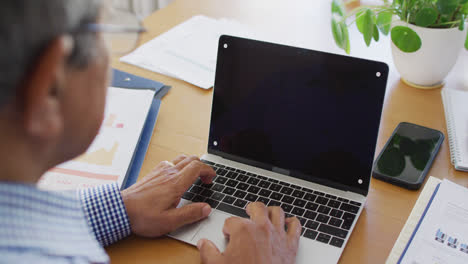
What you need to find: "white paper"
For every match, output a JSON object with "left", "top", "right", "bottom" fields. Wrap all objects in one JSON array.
[
  {"left": 120, "top": 15, "right": 258, "bottom": 89},
  {"left": 38, "top": 87, "right": 155, "bottom": 190},
  {"left": 399, "top": 179, "right": 468, "bottom": 264}
]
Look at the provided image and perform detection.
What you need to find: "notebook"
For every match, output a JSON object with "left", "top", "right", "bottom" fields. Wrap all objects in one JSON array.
[
  {"left": 38, "top": 69, "right": 169, "bottom": 190},
  {"left": 441, "top": 89, "right": 468, "bottom": 171},
  {"left": 386, "top": 176, "right": 468, "bottom": 263}
]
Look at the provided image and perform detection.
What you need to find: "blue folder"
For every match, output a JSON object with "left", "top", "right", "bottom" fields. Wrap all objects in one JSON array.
[{"left": 110, "top": 69, "right": 171, "bottom": 189}]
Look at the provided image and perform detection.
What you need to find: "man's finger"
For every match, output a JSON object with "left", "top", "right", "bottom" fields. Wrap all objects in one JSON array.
[
  {"left": 177, "top": 160, "right": 216, "bottom": 189},
  {"left": 246, "top": 202, "right": 269, "bottom": 224},
  {"left": 140, "top": 161, "right": 176, "bottom": 184},
  {"left": 285, "top": 217, "right": 301, "bottom": 244},
  {"left": 197, "top": 239, "right": 222, "bottom": 264},
  {"left": 268, "top": 206, "right": 285, "bottom": 231},
  {"left": 222, "top": 216, "right": 248, "bottom": 238},
  {"left": 172, "top": 197, "right": 182, "bottom": 208},
  {"left": 174, "top": 155, "right": 200, "bottom": 170},
  {"left": 165, "top": 202, "right": 212, "bottom": 230},
  {"left": 172, "top": 154, "right": 188, "bottom": 165}
]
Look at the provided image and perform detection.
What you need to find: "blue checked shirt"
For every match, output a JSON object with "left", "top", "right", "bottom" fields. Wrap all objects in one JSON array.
[{"left": 0, "top": 182, "right": 131, "bottom": 264}]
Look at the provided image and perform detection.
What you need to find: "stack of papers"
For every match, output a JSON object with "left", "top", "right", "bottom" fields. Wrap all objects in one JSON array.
[{"left": 120, "top": 15, "right": 257, "bottom": 89}]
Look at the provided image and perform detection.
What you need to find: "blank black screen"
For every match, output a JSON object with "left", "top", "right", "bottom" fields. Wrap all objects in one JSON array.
[{"left": 209, "top": 36, "right": 388, "bottom": 195}]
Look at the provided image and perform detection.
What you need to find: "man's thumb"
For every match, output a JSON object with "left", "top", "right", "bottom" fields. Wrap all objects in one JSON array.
[
  {"left": 197, "top": 239, "right": 222, "bottom": 264},
  {"left": 167, "top": 202, "right": 211, "bottom": 229}
]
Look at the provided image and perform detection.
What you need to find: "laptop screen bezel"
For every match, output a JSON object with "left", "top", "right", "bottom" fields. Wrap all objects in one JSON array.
[{"left": 208, "top": 35, "right": 389, "bottom": 197}]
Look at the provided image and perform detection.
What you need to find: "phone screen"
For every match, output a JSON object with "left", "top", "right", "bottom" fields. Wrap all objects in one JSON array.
[{"left": 373, "top": 122, "right": 443, "bottom": 187}]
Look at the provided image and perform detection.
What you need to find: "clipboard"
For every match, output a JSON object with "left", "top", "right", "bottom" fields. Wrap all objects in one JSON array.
[{"left": 110, "top": 69, "right": 171, "bottom": 189}]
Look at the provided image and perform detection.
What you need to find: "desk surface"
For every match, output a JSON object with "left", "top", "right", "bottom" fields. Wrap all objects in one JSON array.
[{"left": 107, "top": 0, "right": 468, "bottom": 263}]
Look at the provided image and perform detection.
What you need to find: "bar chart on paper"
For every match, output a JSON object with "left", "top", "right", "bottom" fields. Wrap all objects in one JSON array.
[
  {"left": 76, "top": 142, "right": 119, "bottom": 166},
  {"left": 434, "top": 229, "right": 468, "bottom": 253},
  {"left": 38, "top": 87, "right": 155, "bottom": 190}
]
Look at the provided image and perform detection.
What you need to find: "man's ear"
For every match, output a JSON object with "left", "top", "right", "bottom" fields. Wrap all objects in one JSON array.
[{"left": 20, "top": 35, "right": 74, "bottom": 140}]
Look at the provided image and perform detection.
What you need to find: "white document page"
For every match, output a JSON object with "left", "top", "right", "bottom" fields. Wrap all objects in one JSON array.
[
  {"left": 120, "top": 15, "right": 257, "bottom": 89},
  {"left": 38, "top": 87, "right": 155, "bottom": 190},
  {"left": 399, "top": 179, "right": 468, "bottom": 264}
]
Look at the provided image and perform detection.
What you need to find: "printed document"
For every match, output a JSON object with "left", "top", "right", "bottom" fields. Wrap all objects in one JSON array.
[
  {"left": 399, "top": 179, "right": 468, "bottom": 264},
  {"left": 120, "top": 15, "right": 257, "bottom": 89},
  {"left": 38, "top": 87, "right": 155, "bottom": 190}
]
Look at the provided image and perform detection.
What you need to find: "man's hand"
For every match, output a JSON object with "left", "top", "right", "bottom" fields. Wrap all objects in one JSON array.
[
  {"left": 121, "top": 155, "right": 216, "bottom": 237},
  {"left": 197, "top": 202, "right": 301, "bottom": 264}
]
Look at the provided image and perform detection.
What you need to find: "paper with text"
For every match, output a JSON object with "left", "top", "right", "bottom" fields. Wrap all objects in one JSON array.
[
  {"left": 120, "top": 15, "right": 258, "bottom": 89},
  {"left": 38, "top": 87, "right": 155, "bottom": 190},
  {"left": 399, "top": 179, "right": 468, "bottom": 264}
]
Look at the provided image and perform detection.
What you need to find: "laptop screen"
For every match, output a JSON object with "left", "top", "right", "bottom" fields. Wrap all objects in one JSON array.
[{"left": 209, "top": 35, "right": 388, "bottom": 195}]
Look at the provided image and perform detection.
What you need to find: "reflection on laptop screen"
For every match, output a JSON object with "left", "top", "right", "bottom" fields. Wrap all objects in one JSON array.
[{"left": 209, "top": 36, "right": 388, "bottom": 195}]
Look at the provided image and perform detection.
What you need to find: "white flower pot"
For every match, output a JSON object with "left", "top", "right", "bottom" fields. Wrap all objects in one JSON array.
[{"left": 391, "top": 20, "right": 467, "bottom": 89}]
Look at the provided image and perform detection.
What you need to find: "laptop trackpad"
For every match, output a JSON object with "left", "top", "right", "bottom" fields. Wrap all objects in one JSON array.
[
  {"left": 191, "top": 210, "right": 341, "bottom": 264},
  {"left": 169, "top": 199, "right": 203, "bottom": 242},
  {"left": 192, "top": 210, "right": 231, "bottom": 252}
]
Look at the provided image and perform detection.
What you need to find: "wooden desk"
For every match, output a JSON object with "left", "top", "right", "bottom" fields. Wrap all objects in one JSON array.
[{"left": 107, "top": 0, "right": 468, "bottom": 263}]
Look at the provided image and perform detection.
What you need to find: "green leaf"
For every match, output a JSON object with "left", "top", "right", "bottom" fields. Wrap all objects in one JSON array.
[
  {"left": 331, "top": 18, "right": 344, "bottom": 49},
  {"left": 356, "top": 10, "right": 366, "bottom": 34},
  {"left": 377, "top": 11, "right": 393, "bottom": 35},
  {"left": 439, "top": 15, "right": 449, "bottom": 23},
  {"left": 437, "top": 0, "right": 458, "bottom": 15},
  {"left": 465, "top": 28, "right": 468, "bottom": 50},
  {"left": 332, "top": 17, "right": 351, "bottom": 54},
  {"left": 407, "top": 0, "right": 419, "bottom": 11},
  {"left": 415, "top": 7, "right": 438, "bottom": 27},
  {"left": 391, "top": 26, "right": 422, "bottom": 52},
  {"left": 373, "top": 24, "right": 380, "bottom": 41},
  {"left": 463, "top": 2, "right": 468, "bottom": 14},
  {"left": 461, "top": 0, "right": 468, "bottom": 5},
  {"left": 356, "top": 9, "right": 375, "bottom": 46},
  {"left": 332, "top": 0, "right": 345, "bottom": 17}
]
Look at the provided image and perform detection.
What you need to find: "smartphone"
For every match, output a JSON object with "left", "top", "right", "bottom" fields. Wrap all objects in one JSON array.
[{"left": 372, "top": 122, "right": 444, "bottom": 190}]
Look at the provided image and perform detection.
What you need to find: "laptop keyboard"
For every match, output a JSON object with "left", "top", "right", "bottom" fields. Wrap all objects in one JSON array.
[{"left": 182, "top": 160, "right": 362, "bottom": 248}]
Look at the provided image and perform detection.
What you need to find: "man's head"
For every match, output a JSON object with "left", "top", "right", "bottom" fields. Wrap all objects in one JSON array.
[{"left": 0, "top": 0, "right": 110, "bottom": 181}]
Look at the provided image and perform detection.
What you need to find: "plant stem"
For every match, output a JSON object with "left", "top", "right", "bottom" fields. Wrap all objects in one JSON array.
[
  {"left": 451, "top": 6, "right": 461, "bottom": 21},
  {"left": 404, "top": 0, "right": 408, "bottom": 22},
  {"left": 431, "top": 21, "right": 460, "bottom": 27},
  {"left": 341, "top": 6, "right": 395, "bottom": 23}
]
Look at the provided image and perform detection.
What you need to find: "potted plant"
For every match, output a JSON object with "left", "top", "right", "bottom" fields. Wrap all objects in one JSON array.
[{"left": 331, "top": 0, "right": 468, "bottom": 88}]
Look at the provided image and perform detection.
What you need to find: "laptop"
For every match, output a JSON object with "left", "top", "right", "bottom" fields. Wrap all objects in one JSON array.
[{"left": 170, "top": 35, "right": 389, "bottom": 264}]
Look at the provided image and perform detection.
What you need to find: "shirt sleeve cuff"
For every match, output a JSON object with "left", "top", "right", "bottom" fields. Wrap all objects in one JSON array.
[{"left": 79, "top": 183, "right": 131, "bottom": 246}]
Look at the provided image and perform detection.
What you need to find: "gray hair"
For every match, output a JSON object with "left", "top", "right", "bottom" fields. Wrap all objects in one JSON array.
[{"left": 0, "top": 0, "right": 102, "bottom": 108}]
